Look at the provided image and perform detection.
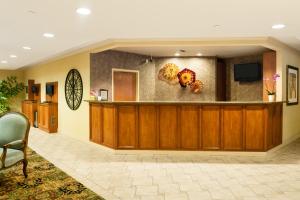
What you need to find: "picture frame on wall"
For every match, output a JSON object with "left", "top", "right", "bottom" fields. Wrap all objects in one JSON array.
[
  {"left": 99, "top": 89, "right": 108, "bottom": 101},
  {"left": 286, "top": 65, "right": 299, "bottom": 105}
]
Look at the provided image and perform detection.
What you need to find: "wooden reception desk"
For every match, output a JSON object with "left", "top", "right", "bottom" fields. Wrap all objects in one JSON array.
[{"left": 87, "top": 101, "right": 283, "bottom": 152}]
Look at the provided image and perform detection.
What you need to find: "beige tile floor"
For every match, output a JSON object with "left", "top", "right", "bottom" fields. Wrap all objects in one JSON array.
[{"left": 28, "top": 128, "right": 300, "bottom": 200}]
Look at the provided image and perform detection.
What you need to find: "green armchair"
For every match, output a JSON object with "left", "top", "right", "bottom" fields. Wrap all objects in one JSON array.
[{"left": 0, "top": 112, "right": 30, "bottom": 178}]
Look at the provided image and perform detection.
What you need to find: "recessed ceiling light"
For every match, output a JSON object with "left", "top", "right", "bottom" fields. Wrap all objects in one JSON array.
[
  {"left": 174, "top": 52, "right": 180, "bottom": 56},
  {"left": 23, "top": 46, "right": 31, "bottom": 50},
  {"left": 43, "top": 33, "right": 55, "bottom": 38},
  {"left": 10, "top": 54, "right": 17, "bottom": 58},
  {"left": 272, "top": 24, "right": 286, "bottom": 29},
  {"left": 1, "top": 60, "right": 8, "bottom": 64},
  {"left": 196, "top": 53, "right": 203, "bottom": 56},
  {"left": 76, "top": 7, "right": 91, "bottom": 15}
]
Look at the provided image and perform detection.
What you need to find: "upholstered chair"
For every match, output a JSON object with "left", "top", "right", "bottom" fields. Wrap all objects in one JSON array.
[{"left": 0, "top": 112, "right": 30, "bottom": 178}]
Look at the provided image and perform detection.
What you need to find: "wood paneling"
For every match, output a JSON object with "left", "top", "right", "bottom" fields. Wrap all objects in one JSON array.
[
  {"left": 27, "top": 80, "right": 35, "bottom": 101},
  {"left": 113, "top": 71, "right": 137, "bottom": 101},
  {"left": 273, "top": 104, "right": 283, "bottom": 146},
  {"left": 245, "top": 106, "right": 265, "bottom": 150},
  {"left": 138, "top": 106, "right": 157, "bottom": 149},
  {"left": 180, "top": 106, "right": 199, "bottom": 149},
  {"left": 263, "top": 51, "right": 276, "bottom": 101},
  {"left": 267, "top": 104, "right": 283, "bottom": 149},
  {"left": 22, "top": 100, "right": 37, "bottom": 126},
  {"left": 46, "top": 81, "right": 58, "bottom": 103},
  {"left": 222, "top": 106, "right": 243, "bottom": 150},
  {"left": 117, "top": 106, "right": 137, "bottom": 149},
  {"left": 159, "top": 106, "right": 178, "bottom": 149},
  {"left": 201, "top": 106, "right": 221, "bottom": 150},
  {"left": 102, "top": 105, "right": 116, "bottom": 148},
  {"left": 33, "top": 84, "right": 41, "bottom": 102},
  {"left": 89, "top": 102, "right": 282, "bottom": 152},
  {"left": 90, "top": 104, "right": 102, "bottom": 144},
  {"left": 216, "top": 59, "right": 227, "bottom": 101},
  {"left": 38, "top": 102, "right": 58, "bottom": 133}
]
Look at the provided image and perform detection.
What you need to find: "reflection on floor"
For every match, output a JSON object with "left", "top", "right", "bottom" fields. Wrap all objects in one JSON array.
[{"left": 29, "top": 128, "right": 300, "bottom": 200}]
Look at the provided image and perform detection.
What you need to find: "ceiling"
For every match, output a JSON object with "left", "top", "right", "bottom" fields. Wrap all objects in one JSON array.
[
  {"left": 1, "top": 0, "right": 300, "bottom": 69},
  {"left": 114, "top": 46, "right": 269, "bottom": 58}
]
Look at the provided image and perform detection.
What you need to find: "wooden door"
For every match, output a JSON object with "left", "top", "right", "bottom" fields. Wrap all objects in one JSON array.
[
  {"left": 113, "top": 71, "right": 137, "bottom": 101},
  {"left": 222, "top": 106, "right": 243, "bottom": 150},
  {"left": 201, "top": 106, "right": 221, "bottom": 150}
]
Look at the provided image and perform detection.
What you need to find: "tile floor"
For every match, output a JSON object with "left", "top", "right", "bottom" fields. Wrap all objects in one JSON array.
[{"left": 28, "top": 128, "right": 300, "bottom": 200}]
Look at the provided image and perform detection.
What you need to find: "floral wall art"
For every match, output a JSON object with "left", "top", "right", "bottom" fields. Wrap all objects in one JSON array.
[{"left": 158, "top": 63, "right": 204, "bottom": 94}]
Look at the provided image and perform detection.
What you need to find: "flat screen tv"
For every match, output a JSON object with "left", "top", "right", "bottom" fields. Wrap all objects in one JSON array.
[
  {"left": 31, "top": 85, "right": 38, "bottom": 94},
  {"left": 46, "top": 84, "right": 54, "bottom": 96},
  {"left": 234, "top": 63, "right": 262, "bottom": 82}
]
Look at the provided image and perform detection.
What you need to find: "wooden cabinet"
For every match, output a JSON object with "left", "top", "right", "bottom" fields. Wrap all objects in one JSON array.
[
  {"left": 138, "top": 106, "right": 157, "bottom": 149},
  {"left": 22, "top": 100, "right": 38, "bottom": 126},
  {"left": 159, "top": 106, "right": 178, "bottom": 149},
  {"left": 222, "top": 106, "right": 243, "bottom": 150},
  {"left": 117, "top": 106, "right": 137, "bottom": 149},
  {"left": 38, "top": 103, "right": 58, "bottom": 133},
  {"left": 89, "top": 102, "right": 283, "bottom": 152},
  {"left": 201, "top": 106, "right": 221, "bottom": 150},
  {"left": 180, "top": 106, "right": 199, "bottom": 149}
]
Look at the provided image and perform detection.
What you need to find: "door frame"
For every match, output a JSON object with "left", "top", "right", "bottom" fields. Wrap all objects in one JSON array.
[{"left": 112, "top": 68, "right": 140, "bottom": 101}]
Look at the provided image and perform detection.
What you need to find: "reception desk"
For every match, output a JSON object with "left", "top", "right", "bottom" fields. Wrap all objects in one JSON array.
[{"left": 87, "top": 101, "right": 283, "bottom": 152}]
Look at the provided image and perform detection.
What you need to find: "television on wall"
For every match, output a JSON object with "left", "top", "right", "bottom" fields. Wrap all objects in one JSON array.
[
  {"left": 31, "top": 85, "right": 39, "bottom": 94},
  {"left": 46, "top": 84, "right": 54, "bottom": 96},
  {"left": 234, "top": 63, "right": 262, "bottom": 82}
]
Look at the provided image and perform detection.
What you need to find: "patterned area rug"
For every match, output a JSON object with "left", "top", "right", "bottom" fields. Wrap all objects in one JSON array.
[{"left": 0, "top": 149, "right": 105, "bottom": 200}]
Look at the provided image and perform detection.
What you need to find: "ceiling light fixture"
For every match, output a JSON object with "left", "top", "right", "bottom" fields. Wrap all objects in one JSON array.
[
  {"left": 1, "top": 60, "right": 8, "bottom": 64},
  {"left": 272, "top": 24, "right": 286, "bottom": 29},
  {"left": 43, "top": 33, "right": 55, "bottom": 38},
  {"left": 76, "top": 7, "right": 91, "bottom": 15},
  {"left": 10, "top": 54, "right": 17, "bottom": 58},
  {"left": 23, "top": 46, "right": 32, "bottom": 50},
  {"left": 174, "top": 52, "right": 180, "bottom": 56},
  {"left": 196, "top": 53, "right": 203, "bottom": 56}
]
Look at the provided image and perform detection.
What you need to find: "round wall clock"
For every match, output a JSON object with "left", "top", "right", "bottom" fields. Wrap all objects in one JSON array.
[{"left": 65, "top": 69, "right": 83, "bottom": 110}]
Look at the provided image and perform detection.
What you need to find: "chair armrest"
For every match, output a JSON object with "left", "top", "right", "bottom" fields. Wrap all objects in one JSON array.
[{"left": 3, "top": 140, "right": 25, "bottom": 150}]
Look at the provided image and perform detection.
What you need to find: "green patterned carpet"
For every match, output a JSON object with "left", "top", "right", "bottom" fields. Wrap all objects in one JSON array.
[{"left": 0, "top": 149, "right": 105, "bottom": 200}]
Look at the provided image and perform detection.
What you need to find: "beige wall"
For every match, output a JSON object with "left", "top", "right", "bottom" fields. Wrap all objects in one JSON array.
[
  {"left": 22, "top": 52, "right": 90, "bottom": 141},
  {"left": 0, "top": 69, "right": 25, "bottom": 112},
  {"left": 276, "top": 49, "right": 300, "bottom": 144}
]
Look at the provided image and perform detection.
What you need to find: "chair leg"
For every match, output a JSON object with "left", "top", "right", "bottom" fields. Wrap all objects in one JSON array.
[{"left": 23, "top": 159, "right": 28, "bottom": 178}]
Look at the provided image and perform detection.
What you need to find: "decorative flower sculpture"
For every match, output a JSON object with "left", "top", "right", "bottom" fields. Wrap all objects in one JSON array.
[
  {"left": 158, "top": 63, "right": 180, "bottom": 85},
  {"left": 190, "top": 80, "right": 204, "bottom": 94},
  {"left": 177, "top": 68, "right": 196, "bottom": 87}
]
